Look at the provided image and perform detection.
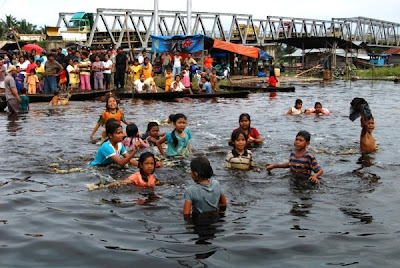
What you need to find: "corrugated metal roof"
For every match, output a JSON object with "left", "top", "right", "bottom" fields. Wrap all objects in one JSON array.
[{"left": 384, "top": 47, "right": 400, "bottom": 55}]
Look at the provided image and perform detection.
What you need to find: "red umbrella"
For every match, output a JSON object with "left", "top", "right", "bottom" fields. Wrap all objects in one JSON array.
[{"left": 22, "top": 44, "right": 43, "bottom": 53}]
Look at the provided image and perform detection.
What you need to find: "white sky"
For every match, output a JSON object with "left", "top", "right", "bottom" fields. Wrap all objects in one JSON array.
[{"left": 2, "top": 0, "right": 400, "bottom": 27}]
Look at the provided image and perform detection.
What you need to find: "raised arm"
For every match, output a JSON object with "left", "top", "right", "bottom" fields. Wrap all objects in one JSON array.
[
  {"left": 156, "top": 136, "right": 167, "bottom": 155},
  {"left": 266, "top": 162, "right": 289, "bottom": 171}
]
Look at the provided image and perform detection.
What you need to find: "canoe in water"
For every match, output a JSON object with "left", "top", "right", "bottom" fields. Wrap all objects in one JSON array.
[
  {"left": 0, "top": 100, "right": 6, "bottom": 112},
  {"left": 0, "top": 90, "right": 112, "bottom": 103},
  {"left": 117, "top": 90, "right": 250, "bottom": 100},
  {"left": 220, "top": 84, "right": 295, "bottom": 92}
]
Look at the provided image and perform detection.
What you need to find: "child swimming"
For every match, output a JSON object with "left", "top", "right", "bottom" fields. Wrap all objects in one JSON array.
[
  {"left": 266, "top": 131, "right": 323, "bottom": 184},
  {"left": 287, "top": 99, "right": 303, "bottom": 115},
  {"left": 183, "top": 156, "right": 227, "bottom": 218},
  {"left": 122, "top": 123, "right": 149, "bottom": 151},
  {"left": 90, "top": 96, "right": 129, "bottom": 140},
  {"left": 226, "top": 129, "right": 256, "bottom": 170},
  {"left": 156, "top": 113, "right": 192, "bottom": 156},
  {"left": 305, "top": 102, "right": 331, "bottom": 116},
  {"left": 230, "top": 113, "right": 262, "bottom": 145},
  {"left": 88, "top": 120, "right": 139, "bottom": 167},
  {"left": 105, "top": 152, "right": 157, "bottom": 187},
  {"left": 141, "top": 122, "right": 166, "bottom": 146}
]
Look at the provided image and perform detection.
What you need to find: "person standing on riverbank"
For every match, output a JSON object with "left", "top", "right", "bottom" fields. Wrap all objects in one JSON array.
[
  {"left": 43, "top": 54, "right": 63, "bottom": 94},
  {"left": 114, "top": 48, "right": 128, "bottom": 90},
  {"left": 4, "top": 65, "right": 21, "bottom": 113}
]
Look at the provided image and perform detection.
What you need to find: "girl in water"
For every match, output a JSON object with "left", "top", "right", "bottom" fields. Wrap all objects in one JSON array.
[
  {"left": 122, "top": 123, "right": 149, "bottom": 152},
  {"left": 156, "top": 113, "right": 192, "bottom": 156},
  {"left": 287, "top": 99, "right": 304, "bottom": 115},
  {"left": 184, "top": 156, "right": 227, "bottom": 218},
  {"left": 106, "top": 152, "right": 158, "bottom": 187},
  {"left": 226, "top": 129, "right": 256, "bottom": 170},
  {"left": 305, "top": 102, "right": 331, "bottom": 116},
  {"left": 230, "top": 113, "right": 262, "bottom": 145},
  {"left": 90, "top": 96, "right": 129, "bottom": 140},
  {"left": 88, "top": 121, "right": 139, "bottom": 167},
  {"left": 141, "top": 122, "right": 165, "bottom": 146}
]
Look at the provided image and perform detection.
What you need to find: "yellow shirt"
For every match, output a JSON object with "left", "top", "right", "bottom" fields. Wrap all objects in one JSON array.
[
  {"left": 35, "top": 66, "right": 44, "bottom": 79},
  {"left": 143, "top": 63, "right": 153, "bottom": 80},
  {"left": 130, "top": 65, "right": 143, "bottom": 81}
]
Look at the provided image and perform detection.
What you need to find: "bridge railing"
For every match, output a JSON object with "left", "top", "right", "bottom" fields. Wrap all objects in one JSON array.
[{"left": 56, "top": 9, "right": 400, "bottom": 48}]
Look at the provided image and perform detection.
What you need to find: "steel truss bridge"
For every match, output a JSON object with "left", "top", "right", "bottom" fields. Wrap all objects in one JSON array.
[{"left": 57, "top": 8, "right": 400, "bottom": 49}]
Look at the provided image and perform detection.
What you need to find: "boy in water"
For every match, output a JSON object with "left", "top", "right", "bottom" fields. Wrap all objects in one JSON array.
[
  {"left": 266, "top": 131, "right": 323, "bottom": 184},
  {"left": 360, "top": 115, "right": 377, "bottom": 153},
  {"left": 349, "top": 97, "right": 377, "bottom": 153}
]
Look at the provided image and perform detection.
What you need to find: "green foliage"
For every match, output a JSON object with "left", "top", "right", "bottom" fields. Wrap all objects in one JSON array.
[
  {"left": 358, "top": 66, "right": 400, "bottom": 78},
  {"left": 0, "top": 14, "right": 43, "bottom": 39}
]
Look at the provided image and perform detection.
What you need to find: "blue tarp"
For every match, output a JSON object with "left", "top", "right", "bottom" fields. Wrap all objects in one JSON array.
[
  {"left": 150, "top": 34, "right": 205, "bottom": 53},
  {"left": 259, "top": 50, "right": 272, "bottom": 60}
]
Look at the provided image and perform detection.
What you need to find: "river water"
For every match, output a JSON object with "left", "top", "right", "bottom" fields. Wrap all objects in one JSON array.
[{"left": 1, "top": 80, "right": 399, "bottom": 267}]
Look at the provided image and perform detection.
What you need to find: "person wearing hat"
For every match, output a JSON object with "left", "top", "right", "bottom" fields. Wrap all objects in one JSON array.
[{"left": 4, "top": 65, "right": 21, "bottom": 113}]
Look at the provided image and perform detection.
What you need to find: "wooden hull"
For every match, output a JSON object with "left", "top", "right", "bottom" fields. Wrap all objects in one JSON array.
[
  {"left": 220, "top": 85, "right": 295, "bottom": 92},
  {"left": 0, "top": 90, "right": 111, "bottom": 103},
  {"left": 117, "top": 91, "right": 250, "bottom": 100},
  {"left": 0, "top": 100, "right": 6, "bottom": 112}
]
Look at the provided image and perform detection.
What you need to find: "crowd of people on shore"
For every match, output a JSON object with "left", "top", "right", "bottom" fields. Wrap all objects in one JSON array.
[{"left": 1, "top": 45, "right": 228, "bottom": 113}]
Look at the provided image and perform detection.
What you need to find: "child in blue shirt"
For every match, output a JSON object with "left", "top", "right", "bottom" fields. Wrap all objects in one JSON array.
[
  {"left": 19, "top": 88, "right": 29, "bottom": 113},
  {"left": 156, "top": 113, "right": 192, "bottom": 156},
  {"left": 89, "top": 120, "right": 140, "bottom": 167},
  {"left": 13, "top": 66, "right": 24, "bottom": 93}
]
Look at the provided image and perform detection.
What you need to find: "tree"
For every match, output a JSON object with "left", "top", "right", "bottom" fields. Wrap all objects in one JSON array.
[{"left": 17, "top": 19, "right": 40, "bottom": 34}]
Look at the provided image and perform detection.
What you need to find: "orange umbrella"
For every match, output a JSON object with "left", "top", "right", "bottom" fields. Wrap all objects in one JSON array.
[{"left": 22, "top": 44, "right": 43, "bottom": 53}]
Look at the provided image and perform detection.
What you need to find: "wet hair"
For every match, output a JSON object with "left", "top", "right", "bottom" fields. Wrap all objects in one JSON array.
[
  {"left": 20, "top": 88, "right": 27, "bottom": 94},
  {"left": 168, "top": 114, "right": 175, "bottom": 122},
  {"left": 295, "top": 99, "right": 302, "bottom": 106},
  {"left": 314, "top": 102, "right": 322, "bottom": 108},
  {"left": 105, "top": 96, "right": 119, "bottom": 112},
  {"left": 81, "top": 51, "right": 88, "bottom": 58},
  {"left": 269, "top": 69, "right": 275, "bottom": 77},
  {"left": 239, "top": 113, "right": 251, "bottom": 122},
  {"left": 296, "top": 131, "right": 311, "bottom": 142},
  {"left": 138, "top": 152, "right": 156, "bottom": 181},
  {"left": 146, "top": 121, "right": 159, "bottom": 133},
  {"left": 174, "top": 74, "right": 181, "bottom": 80},
  {"left": 126, "top": 123, "right": 139, "bottom": 147},
  {"left": 105, "top": 120, "right": 121, "bottom": 138},
  {"left": 30, "top": 69, "right": 36, "bottom": 74},
  {"left": 231, "top": 129, "right": 248, "bottom": 145},
  {"left": 171, "top": 113, "right": 187, "bottom": 147},
  {"left": 190, "top": 156, "right": 214, "bottom": 181}
]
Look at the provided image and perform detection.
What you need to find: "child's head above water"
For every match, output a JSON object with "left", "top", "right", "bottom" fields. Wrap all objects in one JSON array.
[
  {"left": 295, "top": 99, "right": 303, "bottom": 109},
  {"left": 146, "top": 122, "right": 159, "bottom": 136},
  {"left": 190, "top": 156, "right": 214, "bottom": 182},
  {"left": 296, "top": 130, "right": 311, "bottom": 142},
  {"left": 138, "top": 152, "right": 156, "bottom": 178},
  {"left": 105, "top": 96, "right": 119, "bottom": 111},
  {"left": 105, "top": 120, "right": 122, "bottom": 140},
  {"left": 239, "top": 113, "right": 251, "bottom": 130},
  {"left": 126, "top": 123, "right": 139, "bottom": 138},
  {"left": 231, "top": 129, "right": 248, "bottom": 151}
]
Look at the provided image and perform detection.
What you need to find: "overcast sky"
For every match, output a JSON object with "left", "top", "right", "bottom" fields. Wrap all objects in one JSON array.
[{"left": 2, "top": 0, "right": 400, "bottom": 27}]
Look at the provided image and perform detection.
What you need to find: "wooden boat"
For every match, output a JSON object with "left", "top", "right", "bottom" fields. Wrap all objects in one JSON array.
[
  {"left": 0, "top": 90, "right": 111, "bottom": 103},
  {"left": 117, "top": 90, "right": 250, "bottom": 100},
  {"left": 0, "top": 100, "right": 6, "bottom": 112},
  {"left": 220, "top": 84, "right": 295, "bottom": 92}
]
